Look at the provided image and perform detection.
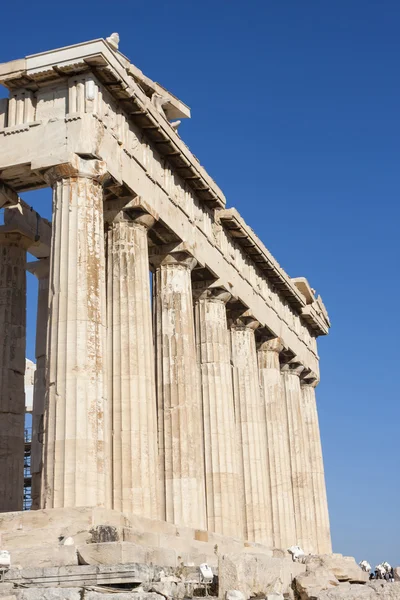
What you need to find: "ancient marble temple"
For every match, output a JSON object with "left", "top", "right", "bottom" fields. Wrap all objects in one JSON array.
[{"left": 0, "top": 35, "right": 331, "bottom": 555}]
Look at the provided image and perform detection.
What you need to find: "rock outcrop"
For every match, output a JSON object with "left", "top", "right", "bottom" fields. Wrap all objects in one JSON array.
[
  {"left": 1, "top": 540, "right": 398, "bottom": 600},
  {"left": 294, "top": 557, "right": 400, "bottom": 600},
  {"left": 319, "top": 582, "right": 400, "bottom": 600},
  {"left": 295, "top": 567, "right": 340, "bottom": 600},
  {"left": 304, "top": 555, "right": 370, "bottom": 584},
  {"left": 218, "top": 553, "right": 306, "bottom": 599}
]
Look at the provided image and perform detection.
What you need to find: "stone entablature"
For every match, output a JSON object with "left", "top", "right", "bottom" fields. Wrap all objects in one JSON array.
[{"left": 0, "top": 39, "right": 329, "bottom": 374}]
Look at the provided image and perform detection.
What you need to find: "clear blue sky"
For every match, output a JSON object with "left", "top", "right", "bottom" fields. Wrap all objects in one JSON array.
[{"left": 1, "top": 0, "right": 399, "bottom": 567}]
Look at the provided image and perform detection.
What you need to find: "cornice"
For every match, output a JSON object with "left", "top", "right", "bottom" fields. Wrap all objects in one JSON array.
[{"left": 218, "top": 208, "right": 330, "bottom": 336}]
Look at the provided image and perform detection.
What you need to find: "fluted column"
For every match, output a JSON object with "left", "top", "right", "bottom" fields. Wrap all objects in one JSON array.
[
  {"left": 0, "top": 233, "right": 27, "bottom": 512},
  {"left": 258, "top": 338, "right": 296, "bottom": 549},
  {"left": 42, "top": 157, "right": 110, "bottom": 508},
  {"left": 301, "top": 380, "right": 332, "bottom": 553},
  {"left": 195, "top": 288, "right": 242, "bottom": 538},
  {"left": 154, "top": 249, "right": 206, "bottom": 529},
  {"left": 281, "top": 362, "right": 315, "bottom": 552},
  {"left": 230, "top": 316, "right": 272, "bottom": 546},
  {"left": 27, "top": 258, "right": 49, "bottom": 510},
  {"left": 106, "top": 211, "right": 158, "bottom": 518}
]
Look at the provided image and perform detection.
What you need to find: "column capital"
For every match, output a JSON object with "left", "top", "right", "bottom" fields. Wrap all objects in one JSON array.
[
  {"left": 257, "top": 336, "right": 284, "bottom": 354},
  {"left": 281, "top": 361, "right": 306, "bottom": 377},
  {"left": 0, "top": 181, "right": 19, "bottom": 209},
  {"left": 26, "top": 258, "right": 50, "bottom": 280},
  {"left": 107, "top": 210, "right": 155, "bottom": 231},
  {"left": 104, "top": 196, "right": 158, "bottom": 230},
  {"left": 3, "top": 199, "right": 51, "bottom": 260},
  {"left": 150, "top": 241, "right": 197, "bottom": 270},
  {"left": 44, "top": 156, "right": 108, "bottom": 186},
  {"left": 229, "top": 310, "right": 259, "bottom": 331},
  {"left": 192, "top": 280, "right": 232, "bottom": 303},
  {"left": 301, "top": 372, "right": 319, "bottom": 388},
  {"left": 0, "top": 229, "right": 32, "bottom": 250}
]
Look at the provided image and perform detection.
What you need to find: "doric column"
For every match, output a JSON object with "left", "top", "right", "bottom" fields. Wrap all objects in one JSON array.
[
  {"left": 301, "top": 379, "right": 332, "bottom": 553},
  {"left": 42, "top": 157, "right": 110, "bottom": 509},
  {"left": 230, "top": 315, "right": 273, "bottom": 546},
  {"left": 0, "top": 232, "right": 27, "bottom": 512},
  {"left": 195, "top": 287, "right": 242, "bottom": 538},
  {"left": 154, "top": 248, "right": 206, "bottom": 529},
  {"left": 257, "top": 338, "right": 296, "bottom": 550},
  {"left": 27, "top": 258, "right": 50, "bottom": 510},
  {"left": 281, "top": 362, "right": 315, "bottom": 552},
  {"left": 106, "top": 210, "right": 159, "bottom": 518}
]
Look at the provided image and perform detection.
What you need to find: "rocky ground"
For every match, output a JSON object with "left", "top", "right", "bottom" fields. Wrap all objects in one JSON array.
[
  {"left": 317, "top": 582, "right": 400, "bottom": 600},
  {"left": 294, "top": 556, "right": 400, "bottom": 600},
  {"left": 0, "top": 552, "right": 399, "bottom": 600}
]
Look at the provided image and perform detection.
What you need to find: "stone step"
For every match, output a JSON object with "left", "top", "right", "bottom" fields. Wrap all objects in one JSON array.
[
  {"left": 0, "top": 508, "right": 249, "bottom": 551},
  {"left": 5, "top": 537, "right": 221, "bottom": 570},
  {"left": 77, "top": 541, "right": 218, "bottom": 568},
  {"left": 0, "top": 507, "right": 277, "bottom": 572},
  {"left": 122, "top": 527, "right": 245, "bottom": 557},
  {"left": 243, "top": 541, "right": 274, "bottom": 557},
  {"left": 4, "top": 563, "right": 170, "bottom": 588},
  {"left": 0, "top": 527, "right": 89, "bottom": 551},
  {"left": 7, "top": 545, "right": 77, "bottom": 569}
]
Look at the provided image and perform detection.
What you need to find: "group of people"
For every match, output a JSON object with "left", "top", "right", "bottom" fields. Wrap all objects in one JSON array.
[{"left": 359, "top": 561, "right": 396, "bottom": 582}]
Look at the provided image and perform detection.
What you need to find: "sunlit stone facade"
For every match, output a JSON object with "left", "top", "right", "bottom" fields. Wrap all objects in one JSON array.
[{"left": 0, "top": 36, "right": 331, "bottom": 554}]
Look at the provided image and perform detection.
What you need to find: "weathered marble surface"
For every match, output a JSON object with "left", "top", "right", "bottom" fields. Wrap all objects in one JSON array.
[
  {"left": 154, "top": 252, "right": 206, "bottom": 529},
  {"left": 195, "top": 289, "right": 242, "bottom": 538},
  {"left": 42, "top": 159, "right": 109, "bottom": 509},
  {"left": 258, "top": 338, "right": 296, "bottom": 550},
  {"left": 231, "top": 317, "right": 272, "bottom": 546},
  {"left": 106, "top": 214, "right": 158, "bottom": 518},
  {"left": 301, "top": 382, "right": 332, "bottom": 554},
  {"left": 0, "top": 235, "right": 27, "bottom": 512},
  {"left": 282, "top": 363, "right": 315, "bottom": 553}
]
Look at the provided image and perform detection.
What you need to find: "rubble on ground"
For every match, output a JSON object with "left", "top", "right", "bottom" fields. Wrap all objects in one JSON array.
[{"left": 0, "top": 546, "right": 398, "bottom": 600}]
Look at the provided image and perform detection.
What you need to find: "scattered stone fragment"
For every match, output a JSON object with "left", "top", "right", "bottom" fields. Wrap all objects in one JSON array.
[
  {"left": 226, "top": 591, "right": 245, "bottom": 600},
  {"left": 295, "top": 567, "right": 340, "bottom": 600},
  {"left": 218, "top": 553, "right": 306, "bottom": 599},
  {"left": 319, "top": 581, "right": 400, "bottom": 600},
  {"left": 304, "top": 555, "right": 369, "bottom": 584}
]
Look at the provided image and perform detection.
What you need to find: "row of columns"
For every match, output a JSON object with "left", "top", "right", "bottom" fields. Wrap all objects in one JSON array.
[{"left": 0, "top": 158, "right": 331, "bottom": 555}]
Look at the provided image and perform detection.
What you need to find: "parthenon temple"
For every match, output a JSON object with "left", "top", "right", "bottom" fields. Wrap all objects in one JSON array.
[{"left": 0, "top": 35, "right": 332, "bottom": 561}]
